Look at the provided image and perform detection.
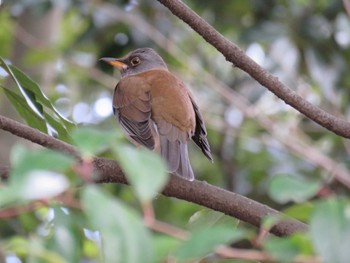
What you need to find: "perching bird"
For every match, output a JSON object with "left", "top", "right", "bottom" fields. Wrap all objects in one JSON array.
[{"left": 100, "top": 48, "right": 212, "bottom": 181}]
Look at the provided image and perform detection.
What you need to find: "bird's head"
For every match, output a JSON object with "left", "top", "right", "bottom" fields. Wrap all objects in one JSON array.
[{"left": 100, "top": 48, "right": 168, "bottom": 77}]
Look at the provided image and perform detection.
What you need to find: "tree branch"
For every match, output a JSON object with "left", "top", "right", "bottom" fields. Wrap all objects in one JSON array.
[
  {"left": 0, "top": 115, "right": 80, "bottom": 159},
  {"left": 0, "top": 114, "right": 307, "bottom": 236},
  {"left": 157, "top": 0, "right": 350, "bottom": 139}
]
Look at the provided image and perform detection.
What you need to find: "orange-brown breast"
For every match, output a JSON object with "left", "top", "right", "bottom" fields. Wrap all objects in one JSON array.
[{"left": 138, "top": 69, "right": 196, "bottom": 135}]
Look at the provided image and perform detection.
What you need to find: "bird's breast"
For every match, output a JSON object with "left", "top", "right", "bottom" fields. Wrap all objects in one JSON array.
[{"left": 138, "top": 69, "right": 196, "bottom": 134}]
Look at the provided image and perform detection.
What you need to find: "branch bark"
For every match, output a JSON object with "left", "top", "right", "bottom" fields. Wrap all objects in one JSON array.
[
  {"left": 0, "top": 114, "right": 307, "bottom": 236},
  {"left": 157, "top": 0, "right": 350, "bottom": 139}
]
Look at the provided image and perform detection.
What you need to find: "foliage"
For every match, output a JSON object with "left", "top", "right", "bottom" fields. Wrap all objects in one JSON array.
[{"left": 1, "top": 0, "right": 350, "bottom": 262}]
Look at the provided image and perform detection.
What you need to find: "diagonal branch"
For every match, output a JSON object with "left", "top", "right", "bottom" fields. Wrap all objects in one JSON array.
[
  {"left": 0, "top": 114, "right": 307, "bottom": 236},
  {"left": 157, "top": 0, "right": 350, "bottom": 139}
]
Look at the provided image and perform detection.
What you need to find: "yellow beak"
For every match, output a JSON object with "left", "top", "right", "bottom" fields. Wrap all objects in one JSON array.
[{"left": 100, "top": 57, "right": 127, "bottom": 70}]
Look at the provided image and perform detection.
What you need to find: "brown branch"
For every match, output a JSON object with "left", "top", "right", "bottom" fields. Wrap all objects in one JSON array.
[
  {"left": 157, "top": 0, "right": 350, "bottom": 139},
  {"left": 0, "top": 115, "right": 80, "bottom": 159},
  {"left": 0, "top": 114, "right": 307, "bottom": 236}
]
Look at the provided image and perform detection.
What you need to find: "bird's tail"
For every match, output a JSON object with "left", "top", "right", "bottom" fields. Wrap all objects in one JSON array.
[{"left": 160, "top": 136, "right": 194, "bottom": 181}]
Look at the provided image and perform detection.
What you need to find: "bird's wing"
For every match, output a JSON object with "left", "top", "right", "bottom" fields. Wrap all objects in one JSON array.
[
  {"left": 113, "top": 76, "right": 156, "bottom": 150},
  {"left": 188, "top": 93, "right": 213, "bottom": 161},
  {"left": 143, "top": 69, "right": 196, "bottom": 180}
]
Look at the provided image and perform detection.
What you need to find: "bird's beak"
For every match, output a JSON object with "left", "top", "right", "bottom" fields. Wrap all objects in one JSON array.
[{"left": 100, "top": 57, "right": 128, "bottom": 70}]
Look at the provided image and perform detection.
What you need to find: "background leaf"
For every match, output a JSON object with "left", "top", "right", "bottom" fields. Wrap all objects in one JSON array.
[
  {"left": 1, "top": 87, "right": 47, "bottom": 133},
  {"left": 71, "top": 126, "right": 122, "bottom": 157},
  {"left": 114, "top": 144, "right": 168, "bottom": 202},
  {"left": 46, "top": 206, "right": 81, "bottom": 262},
  {"left": 268, "top": 175, "right": 321, "bottom": 204},
  {"left": 264, "top": 233, "right": 313, "bottom": 262},
  {"left": 82, "top": 186, "right": 154, "bottom": 263},
  {"left": 8, "top": 64, "right": 74, "bottom": 129},
  {"left": 0, "top": 57, "right": 74, "bottom": 141},
  {"left": 0, "top": 146, "right": 74, "bottom": 207},
  {"left": 188, "top": 208, "right": 240, "bottom": 231},
  {"left": 310, "top": 198, "right": 350, "bottom": 263},
  {"left": 175, "top": 226, "right": 247, "bottom": 260}
]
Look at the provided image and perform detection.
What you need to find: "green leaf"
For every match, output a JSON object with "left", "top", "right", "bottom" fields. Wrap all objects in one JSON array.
[
  {"left": 0, "top": 57, "right": 75, "bottom": 141},
  {"left": 114, "top": 144, "right": 168, "bottom": 202},
  {"left": 8, "top": 63, "right": 74, "bottom": 129},
  {"left": 188, "top": 208, "right": 240, "bottom": 231},
  {"left": 0, "top": 146, "right": 74, "bottom": 207},
  {"left": 83, "top": 239, "right": 99, "bottom": 260},
  {"left": 1, "top": 87, "right": 48, "bottom": 133},
  {"left": 47, "top": 206, "right": 81, "bottom": 262},
  {"left": 10, "top": 145, "right": 74, "bottom": 179},
  {"left": 310, "top": 198, "right": 350, "bottom": 263},
  {"left": 268, "top": 175, "right": 321, "bottom": 204},
  {"left": 71, "top": 127, "right": 122, "bottom": 157},
  {"left": 43, "top": 111, "right": 72, "bottom": 142},
  {"left": 264, "top": 238, "right": 298, "bottom": 262},
  {"left": 82, "top": 186, "right": 154, "bottom": 263},
  {"left": 264, "top": 233, "right": 313, "bottom": 262},
  {"left": 283, "top": 202, "right": 314, "bottom": 222},
  {"left": 261, "top": 214, "right": 283, "bottom": 230},
  {"left": 175, "top": 226, "right": 246, "bottom": 260},
  {"left": 7, "top": 235, "right": 67, "bottom": 263},
  {"left": 153, "top": 235, "right": 181, "bottom": 262}
]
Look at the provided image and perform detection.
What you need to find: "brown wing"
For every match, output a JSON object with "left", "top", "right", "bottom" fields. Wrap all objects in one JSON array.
[
  {"left": 113, "top": 76, "right": 155, "bottom": 150},
  {"left": 188, "top": 93, "right": 213, "bottom": 161}
]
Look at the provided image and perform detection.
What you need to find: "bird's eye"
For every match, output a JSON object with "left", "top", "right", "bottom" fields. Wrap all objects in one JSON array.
[{"left": 130, "top": 57, "right": 141, "bottom": 66}]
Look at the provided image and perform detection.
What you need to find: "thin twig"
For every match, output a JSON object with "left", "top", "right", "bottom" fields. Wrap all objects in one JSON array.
[{"left": 145, "top": 219, "right": 188, "bottom": 240}]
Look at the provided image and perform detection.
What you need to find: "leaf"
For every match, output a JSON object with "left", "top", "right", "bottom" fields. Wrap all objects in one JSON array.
[
  {"left": 83, "top": 239, "right": 99, "bottom": 260},
  {"left": 261, "top": 214, "right": 283, "bottom": 230},
  {"left": 10, "top": 145, "right": 74, "bottom": 179},
  {"left": 7, "top": 235, "right": 67, "bottom": 263},
  {"left": 264, "top": 232, "right": 313, "bottom": 262},
  {"left": 188, "top": 208, "right": 240, "bottom": 231},
  {"left": 114, "top": 144, "right": 168, "bottom": 202},
  {"left": 43, "top": 111, "right": 72, "bottom": 142},
  {"left": 264, "top": 235, "right": 304, "bottom": 262},
  {"left": 46, "top": 206, "right": 81, "bottom": 262},
  {"left": 283, "top": 202, "right": 314, "bottom": 222},
  {"left": 268, "top": 175, "right": 321, "bottom": 204},
  {"left": 0, "top": 57, "right": 75, "bottom": 141},
  {"left": 71, "top": 127, "right": 122, "bottom": 157},
  {"left": 1, "top": 87, "right": 48, "bottom": 133},
  {"left": 175, "top": 226, "right": 247, "bottom": 260},
  {"left": 0, "top": 146, "right": 74, "bottom": 207},
  {"left": 8, "top": 64, "right": 74, "bottom": 129},
  {"left": 153, "top": 235, "right": 181, "bottom": 262},
  {"left": 310, "top": 198, "right": 350, "bottom": 263},
  {"left": 82, "top": 186, "right": 154, "bottom": 263}
]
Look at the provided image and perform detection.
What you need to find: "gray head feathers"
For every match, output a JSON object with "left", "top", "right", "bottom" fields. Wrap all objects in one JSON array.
[{"left": 120, "top": 48, "right": 168, "bottom": 77}]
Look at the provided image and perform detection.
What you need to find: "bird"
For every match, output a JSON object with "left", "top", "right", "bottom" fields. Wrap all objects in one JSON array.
[{"left": 100, "top": 48, "right": 212, "bottom": 181}]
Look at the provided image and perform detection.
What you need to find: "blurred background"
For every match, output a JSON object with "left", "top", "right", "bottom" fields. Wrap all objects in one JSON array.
[{"left": 1, "top": 0, "right": 350, "bottom": 211}]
